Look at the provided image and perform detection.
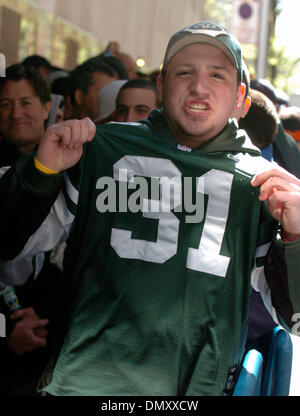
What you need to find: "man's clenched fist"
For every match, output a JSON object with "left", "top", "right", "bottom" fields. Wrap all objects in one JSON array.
[{"left": 36, "top": 117, "right": 96, "bottom": 173}]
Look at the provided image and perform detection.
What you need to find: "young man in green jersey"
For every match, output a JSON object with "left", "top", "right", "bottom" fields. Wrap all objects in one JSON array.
[{"left": 0, "top": 22, "right": 300, "bottom": 396}]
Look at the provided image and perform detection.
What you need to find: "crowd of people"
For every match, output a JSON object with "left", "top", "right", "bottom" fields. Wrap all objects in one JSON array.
[
  {"left": 0, "top": 44, "right": 161, "bottom": 395},
  {"left": 0, "top": 21, "right": 299, "bottom": 396}
]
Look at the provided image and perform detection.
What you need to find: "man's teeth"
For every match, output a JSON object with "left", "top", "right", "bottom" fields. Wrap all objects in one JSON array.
[{"left": 189, "top": 104, "right": 208, "bottom": 113}]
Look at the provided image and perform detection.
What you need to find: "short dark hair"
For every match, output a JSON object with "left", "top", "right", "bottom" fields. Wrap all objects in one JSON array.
[
  {"left": 279, "top": 107, "right": 300, "bottom": 131},
  {"left": 69, "top": 61, "right": 116, "bottom": 106},
  {"left": 51, "top": 75, "right": 73, "bottom": 97},
  {"left": 22, "top": 54, "right": 56, "bottom": 70},
  {"left": 84, "top": 55, "right": 129, "bottom": 80},
  {"left": 0, "top": 64, "right": 51, "bottom": 104},
  {"left": 239, "top": 89, "right": 278, "bottom": 149},
  {"left": 119, "top": 78, "right": 157, "bottom": 95}
]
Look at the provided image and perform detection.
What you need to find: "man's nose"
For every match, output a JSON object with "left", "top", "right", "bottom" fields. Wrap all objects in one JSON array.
[
  {"left": 11, "top": 102, "right": 23, "bottom": 118},
  {"left": 125, "top": 109, "right": 136, "bottom": 122},
  {"left": 189, "top": 72, "right": 210, "bottom": 99}
]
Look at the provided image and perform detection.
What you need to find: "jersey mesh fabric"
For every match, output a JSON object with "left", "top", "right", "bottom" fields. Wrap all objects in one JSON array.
[{"left": 41, "top": 115, "right": 275, "bottom": 396}]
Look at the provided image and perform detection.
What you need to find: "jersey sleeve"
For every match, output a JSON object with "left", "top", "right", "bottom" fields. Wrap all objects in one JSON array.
[
  {"left": 0, "top": 152, "right": 83, "bottom": 262},
  {"left": 264, "top": 237, "right": 300, "bottom": 333},
  {"left": 0, "top": 154, "right": 63, "bottom": 259},
  {"left": 251, "top": 200, "right": 300, "bottom": 334}
]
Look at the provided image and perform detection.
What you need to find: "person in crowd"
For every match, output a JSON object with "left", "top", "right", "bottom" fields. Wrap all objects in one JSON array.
[
  {"left": 250, "top": 78, "right": 289, "bottom": 112},
  {"left": 0, "top": 64, "right": 51, "bottom": 160},
  {"left": 0, "top": 64, "right": 65, "bottom": 395},
  {"left": 250, "top": 78, "right": 300, "bottom": 178},
  {"left": 87, "top": 55, "right": 129, "bottom": 81},
  {"left": 100, "top": 41, "right": 121, "bottom": 59},
  {"left": 239, "top": 89, "right": 278, "bottom": 161},
  {"left": 235, "top": 87, "right": 294, "bottom": 382},
  {"left": 118, "top": 52, "right": 138, "bottom": 80},
  {"left": 47, "top": 70, "right": 69, "bottom": 87},
  {"left": 68, "top": 60, "right": 117, "bottom": 120},
  {"left": 51, "top": 75, "right": 74, "bottom": 121},
  {"left": 93, "top": 80, "right": 127, "bottom": 125},
  {"left": 231, "top": 73, "right": 295, "bottom": 385},
  {"left": 231, "top": 71, "right": 279, "bottom": 336},
  {"left": 238, "top": 89, "right": 280, "bottom": 330},
  {"left": 113, "top": 78, "right": 158, "bottom": 122},
  {"left": 0, "top": 22, "right": 300, "bottom": 397},
  {"left": 280, "top": 106, "right": 300, "bottom": 150},
  {"left": 21, "top": 54, "right": 65, "bottom": 83}
]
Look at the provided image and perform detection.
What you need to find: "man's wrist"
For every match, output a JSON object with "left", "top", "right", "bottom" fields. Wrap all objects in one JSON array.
[
  {"left": 34, "top": 157, "right": 59, "bottom": 175},
  {"left": 14, "top": 154, "right": 63, "bottom": 196}
]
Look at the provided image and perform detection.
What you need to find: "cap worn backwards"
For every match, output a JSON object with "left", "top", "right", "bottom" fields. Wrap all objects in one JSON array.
[
  {"left": 94, "top": 80, "right": 127, "bottom": 123},
  {"left": 163, "top": 21, "right": 243, "bottom": 81}
]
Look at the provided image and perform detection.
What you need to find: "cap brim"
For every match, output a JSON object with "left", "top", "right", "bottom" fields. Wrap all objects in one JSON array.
[{"left": 164, "top": 34, "right": 236, "bottom": 68}]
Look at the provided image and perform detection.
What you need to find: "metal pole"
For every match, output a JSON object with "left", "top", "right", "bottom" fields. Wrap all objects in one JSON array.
[{"left": 256, "top": 0, "right": 271, "bottom": 78}]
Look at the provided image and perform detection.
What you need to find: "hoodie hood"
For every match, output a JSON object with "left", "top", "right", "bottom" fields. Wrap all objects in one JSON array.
[{"left": 143, "top": 109, "right": 260, "bottom": 156}]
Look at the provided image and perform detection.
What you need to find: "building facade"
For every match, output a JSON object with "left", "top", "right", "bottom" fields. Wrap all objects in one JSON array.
[{"left": 0, "top": 0, "right": 235, "bottom": 71}]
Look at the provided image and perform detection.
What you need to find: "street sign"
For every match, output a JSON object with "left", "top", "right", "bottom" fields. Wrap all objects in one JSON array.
[{"left": 230, "top": 0, "right": 261, "bottom": 45}]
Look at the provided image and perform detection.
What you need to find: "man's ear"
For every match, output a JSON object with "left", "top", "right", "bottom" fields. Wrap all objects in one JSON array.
[
  {"left": 74, "top": 88, "right": 83, "bottom": 106},
  {"left": 43, "top": 100, "right": 52, "bottom": 120},
  {"left": 241, "top": 96, "right": 251, "bottom": 118},
  {"left": 156, "top": 73, "right": 163, "bottom": 105},
  {"left": 236, "top": 82, "right": 246, "bottom": 108}
]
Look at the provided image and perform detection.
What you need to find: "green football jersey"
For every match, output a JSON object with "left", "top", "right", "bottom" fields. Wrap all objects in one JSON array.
[{"left": 41, "top": 113, "right": 277, "bottom": 396}]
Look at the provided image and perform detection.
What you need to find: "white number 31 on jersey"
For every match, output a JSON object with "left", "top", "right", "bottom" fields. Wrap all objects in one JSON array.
[{"left": 110, "top": 156, "right": 233, "bottom": 278}]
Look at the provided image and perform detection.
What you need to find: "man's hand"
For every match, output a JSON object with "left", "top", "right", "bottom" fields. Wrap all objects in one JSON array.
[
  {"left": 251, "top": 167, "right": 300, "bottom": 241},
  {"left": 107, "top": 41, "right": 120, "bottom": 57},
  {"left": 36, "top": 118, "right": 96, "bottom": 173},
  {"left": 7, "top": 307, "right": 49, "bottom": 355},
  {"left": 10, "top": 307, "right": 48, "bottom": 337}
]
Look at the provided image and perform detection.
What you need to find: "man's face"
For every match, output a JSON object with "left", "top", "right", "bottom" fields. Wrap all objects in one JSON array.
[
  {"left": 0, "top": 79, "right": 50, "bottom": 151},
  {"left": 78, "top": 71, "right": 116, "bottom": 120},
  {"left": 157, "top": 43, "right": 245, "bottom": 148},
  {"left": 114, "top": 88, "right": 157, "bottom": 122}
]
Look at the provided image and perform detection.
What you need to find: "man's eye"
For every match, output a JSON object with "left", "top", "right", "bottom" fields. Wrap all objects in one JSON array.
[
  {"left": 177, "top": 71, "right": 191, "bottom": 77},
  {"left": 212, "top": 73, "right": 224, "bottom": 80},
  {"left": 116, "top": 107, "right": 126, "bottom": 114},
  {"left": 137, "top": 108, "right": 148, "bottom": 115}
]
